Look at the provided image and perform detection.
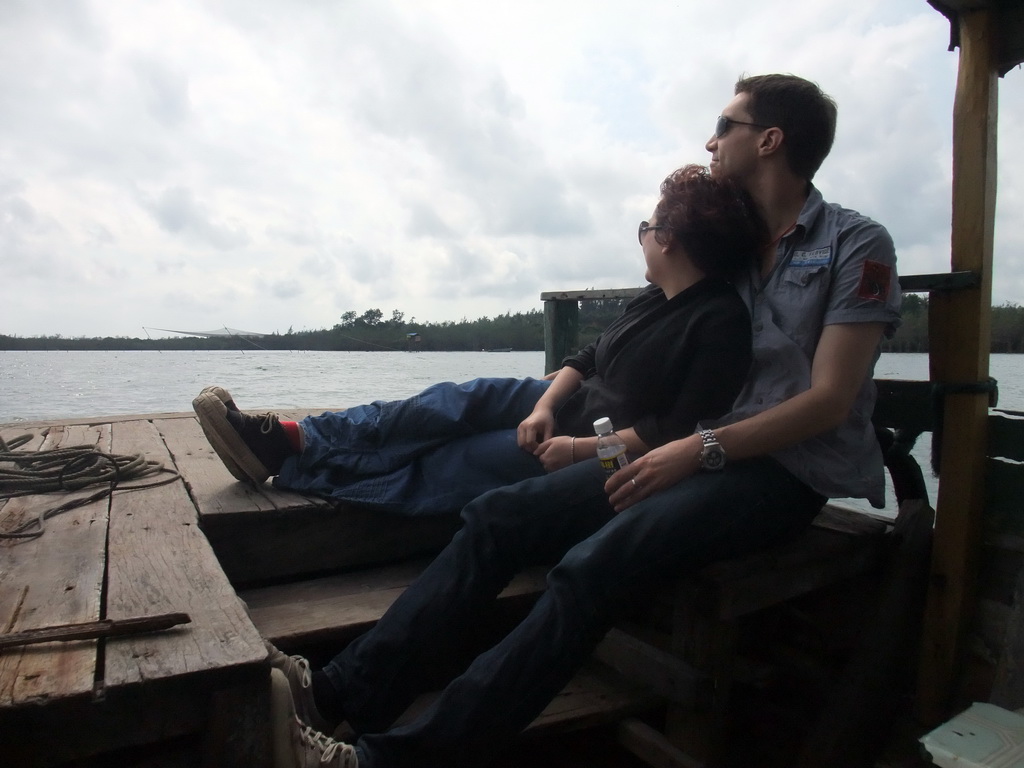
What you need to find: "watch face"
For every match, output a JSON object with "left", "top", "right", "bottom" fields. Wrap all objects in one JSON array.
[{"left": 702, "top": 446, "right": 725, "bottom": 471}]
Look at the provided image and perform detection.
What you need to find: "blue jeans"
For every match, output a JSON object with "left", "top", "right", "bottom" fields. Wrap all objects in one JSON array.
[
  {"left": 273, "top": 377, "right": 552, "bottom": 515},
  {"left": 322, "top": 457, "right": 825, "bottom": 768}
]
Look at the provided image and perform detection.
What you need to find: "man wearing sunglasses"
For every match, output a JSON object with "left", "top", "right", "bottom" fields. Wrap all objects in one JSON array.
[
  {"left": 606, "top": 73, "right": 899, "bottom": 510},
  {"left": 267, "top": 74, "right": 901, "bottom": 768}
]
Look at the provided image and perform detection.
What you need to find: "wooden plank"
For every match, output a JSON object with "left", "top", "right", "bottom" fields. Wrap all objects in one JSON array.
[
  {"left": 985, "top": 459, "right": 1024, "bottom": 535},
  {"left": 543, "top": 296, "right": 580, "bottom": 374},
  {"left": 689, "top": 520, "right": 889, "bottom": 621},
  {"left": 0, "top": 424, "right": 110, "bottom": 709},
  {"left": 539, "top": 288, "right": 644, "bottom": 302},
  {"left": 811, "top": 504, "right": 891, "bottom": 536},
  {"left": 1, "top": 411, "right": 197, "bottom": 431},
  {"left": 157, "top": 413, "right": 326, "bottom": 517},
  {"left": 991, "top": 560, "right": 1024, "bottom": 708},
  {"left": 78, "top": 418, "right": 272, "bottom": 767},
  {"left": 918, "top": 5, "right": 999, "bottom": 723},
  {"left": 241, "top": 562, "right": 548, "bottom": 648},
  {"left": 593, "top": 628, "right": 704, "bottom": 707},
  {"left": 989, "top": 411, "right": 1024, "bottom": 462},
  {"left": 158, "top": 412, "right": 462, "bottom": 583},
  {"left": 617, "top": 718, "right": 706, "bottom": 768},
  {"left": 104, "top": 418, "right": 266, "bottom": 687},
  {"left": 898, "top": 271, "right": 980, "bottom": 293},
  {"left": 538, "top": 272, "right": 969, "bottom": 303},
  {"left": 525, "top": 662, "right": 661, "bottom": 735},
  {"left": 873, "top": 379, "right": 934, "bottom": 434},
  {"left": 203, "top": 502, "right": 462, "bottom": 585},
  {"left": 796, "top": 499, "right": 935, "bottom": 768},
  {"left": 388, "top": 660, "right": 661, "bottom": 741}
]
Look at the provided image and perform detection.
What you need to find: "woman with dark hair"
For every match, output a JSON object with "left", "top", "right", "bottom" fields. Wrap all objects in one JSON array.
[{"left": 193, "top": 164, "right": 767, "bottom": 516}]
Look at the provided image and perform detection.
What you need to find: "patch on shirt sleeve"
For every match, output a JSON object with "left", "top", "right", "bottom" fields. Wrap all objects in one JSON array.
[{"left": 857, "top": 260, "right": 892, "bottom": 301}]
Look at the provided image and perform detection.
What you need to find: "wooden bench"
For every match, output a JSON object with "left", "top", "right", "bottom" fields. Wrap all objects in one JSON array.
[
  {"left": 597, "top": 383, "right": 937, "bottom": 768},
  {"left": 232, "top": 412, "right": 934, "bottom": 767},
  {"left": 238, "top": 562, "right": 664, "bottom": 738}
]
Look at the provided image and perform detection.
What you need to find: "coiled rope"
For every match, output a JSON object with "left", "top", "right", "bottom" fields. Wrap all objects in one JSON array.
[{"left": 0, "top": 433, "right": 180, "bottom": 540}]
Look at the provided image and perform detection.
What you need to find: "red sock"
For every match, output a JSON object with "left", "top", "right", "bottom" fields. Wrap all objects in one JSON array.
[{"left": 280, "top": 421, "right": 303, "bottom": 453}]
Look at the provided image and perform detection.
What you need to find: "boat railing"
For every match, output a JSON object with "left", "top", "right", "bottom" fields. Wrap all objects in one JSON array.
[{"left": 540, "top": 271, "right": 979, "bottom": 374}]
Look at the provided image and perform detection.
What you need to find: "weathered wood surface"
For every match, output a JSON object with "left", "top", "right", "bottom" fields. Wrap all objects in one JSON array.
[
  {"left": 157, "top": 412, "right": 462, "bottom": 585},
  {"left": 243, "top": 553, "right": 661, "bottom": 743},
  {"left": 918, "top": 5, "right": 999, "bottom": 723},
  {"left": 526, "top": 662, "right": 661, "bottom": 735},
  {"left": 687, "top": 504, "right": 891, "bottom": 621},
  {"left": 992, "top": 559, "right": 1024, "bottom": 708},
  {"left": 159, "top": 411, "right": 330, "bottom": 517},
  {"left": 104, "top": 418, "right": 266, "bottom": 687},
  {"left": 0, "top": 417, "right": 271, "bottom": 766},
  {"left": 241, "top": 559, "right": 548, "bottom": 648},
  {"left": 617, "top": 717, "right": 706, "bottom": 768},
  {"left": 391, "top": 661, "right": 661, "bottom": 738},
  {"left": 0, "top": 424, "right": 109, "bottom": 709},
  {"left": 796, "top": 499, "right": 935, "bottom": 768}
]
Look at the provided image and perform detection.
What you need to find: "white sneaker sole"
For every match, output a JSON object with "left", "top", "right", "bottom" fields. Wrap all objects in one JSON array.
[{"left": 192, "top": 391, "right": 270, "bottom": 484}]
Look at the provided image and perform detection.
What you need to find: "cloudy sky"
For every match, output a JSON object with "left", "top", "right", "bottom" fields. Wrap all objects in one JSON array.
[{"left": 2, "top": 0, "right": 1022, "bottom": 339}]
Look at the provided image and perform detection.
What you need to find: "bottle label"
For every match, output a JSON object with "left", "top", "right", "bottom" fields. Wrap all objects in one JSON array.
[{"left": 598, "top": 451, "right": 628, "bottom": 477}]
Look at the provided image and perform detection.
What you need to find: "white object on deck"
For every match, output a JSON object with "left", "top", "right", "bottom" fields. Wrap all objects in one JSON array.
[{"left": 921, "top": 702, "right": 1024, "bottom": 767}]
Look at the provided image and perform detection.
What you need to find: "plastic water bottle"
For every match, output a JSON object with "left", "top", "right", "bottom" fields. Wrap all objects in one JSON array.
[{"left": 594, "top": 417, "right": 629, "bottom": 478}]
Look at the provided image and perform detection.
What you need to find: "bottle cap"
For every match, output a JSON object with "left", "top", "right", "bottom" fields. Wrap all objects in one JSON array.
[{"left": 593, "top": 417, "right": 612, "bottom": 435}]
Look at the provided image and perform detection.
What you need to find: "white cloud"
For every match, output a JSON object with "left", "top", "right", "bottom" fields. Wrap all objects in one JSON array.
[{"left": 0, "top": 0, "right": 1022, "bottom": 338}]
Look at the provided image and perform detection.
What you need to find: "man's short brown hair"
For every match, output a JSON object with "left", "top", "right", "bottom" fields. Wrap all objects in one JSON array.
[{"left": 735, "top": 74, "right": 838, "bottom": 181}]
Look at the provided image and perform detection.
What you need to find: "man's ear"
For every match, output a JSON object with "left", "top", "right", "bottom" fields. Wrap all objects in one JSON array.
[{"left": 758, "top": 127, "right": 784, "bottom": 158}]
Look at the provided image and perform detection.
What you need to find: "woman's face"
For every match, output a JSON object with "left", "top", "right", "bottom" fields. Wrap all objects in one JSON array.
[{"left": 640, "top": 210, "right": 667, "bottom": 286}]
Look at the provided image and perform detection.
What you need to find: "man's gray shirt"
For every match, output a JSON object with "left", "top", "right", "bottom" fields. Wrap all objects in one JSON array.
[{"left": 706, "top": 186, "right": 902, "bottom": 507}]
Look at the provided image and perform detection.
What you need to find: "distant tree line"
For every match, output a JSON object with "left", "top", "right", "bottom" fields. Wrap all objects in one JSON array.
[
  {"left": 0, "top": 301, "right": 629, "bottom": 353},
  {"left": 881, "top": 295, "right": 1024, "bottom": 353},
  {"left": 4, "top": 296, "right": 1024, "bottom": 353}
]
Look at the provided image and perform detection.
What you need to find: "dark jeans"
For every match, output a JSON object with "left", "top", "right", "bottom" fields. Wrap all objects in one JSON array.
[
  {"left": 274, "top": 377, "right": 551, "bottom": 514},
  {"left": 323, "top": 456, "right": 825, "bottom": 768}
]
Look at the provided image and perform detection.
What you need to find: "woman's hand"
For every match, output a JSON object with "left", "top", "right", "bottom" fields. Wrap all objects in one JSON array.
[
  {"left": 605, "top": 435, "right": 701, "bottom": 512},
  {"left": 533, "top": 435, "right": 575, "bottom": 472},
  {"left": 517, "top": 408, "right": 556, "bottom": 451}
]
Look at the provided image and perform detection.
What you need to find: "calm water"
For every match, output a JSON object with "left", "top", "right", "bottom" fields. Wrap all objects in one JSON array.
[
  {"left": 4, "top": 350, "right": 1022, "bottom": 516},
  {"left": 0, "top": 350, "right": 548, "bottom": 423},
  {"left": 3, "top": 350, "right": 1022, "bottom": 423}
]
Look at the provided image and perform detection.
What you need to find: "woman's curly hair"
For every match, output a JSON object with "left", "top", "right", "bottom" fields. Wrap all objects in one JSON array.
[{"left": 653, "top": 164, "right": 769, "bottom": 281}]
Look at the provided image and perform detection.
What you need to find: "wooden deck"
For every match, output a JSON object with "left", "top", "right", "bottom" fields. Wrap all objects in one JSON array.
[
  {"left": 1, "top": 412, "right": 273, "bottom": 766},
  {"left": 1, "top": 406, "right": 967, "bottom": 768},
  {"left": 0, "top": 410, "right": 657, "bottom": 767}
]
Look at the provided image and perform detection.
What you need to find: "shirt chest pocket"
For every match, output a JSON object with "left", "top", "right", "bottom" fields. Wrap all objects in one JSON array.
[{"left": 775, "top": 265, "right": 831, "bottom": 347}]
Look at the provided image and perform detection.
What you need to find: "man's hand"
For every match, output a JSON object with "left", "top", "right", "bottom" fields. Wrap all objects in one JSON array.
[{"left": 605, "top": 435, "right": 701, "bottom": 512}]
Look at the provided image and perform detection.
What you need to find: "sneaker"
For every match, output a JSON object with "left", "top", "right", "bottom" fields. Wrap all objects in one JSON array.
[
  {"left": 192, "top": 389, "right": 292, "bottom": 484},
  {"left": 199, "top": 385, "right": 240, "bottom": 412},
  {"left": 271, "top": 668, "right": 358, "bottom": 768},
  {"left": 265, "top": 640, "right": 334, "bottom": 735},
  {"left": 192, "top": 386, "right": 245, "bottom": 479}
]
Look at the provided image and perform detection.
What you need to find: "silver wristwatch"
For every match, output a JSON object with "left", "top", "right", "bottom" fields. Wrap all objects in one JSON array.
[{"left": 698, "top": 429, "right": 726, "bottom": 471}]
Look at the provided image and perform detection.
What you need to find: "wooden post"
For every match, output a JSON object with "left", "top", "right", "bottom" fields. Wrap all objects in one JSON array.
[
  {"left": 543, "top": 299, "right": 579, "bottom": 374},
  {"left": 917, "top": 7, "right": 998, "bottom": 723}
]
